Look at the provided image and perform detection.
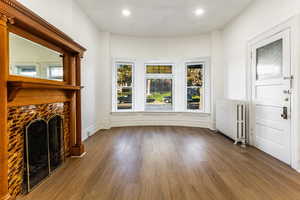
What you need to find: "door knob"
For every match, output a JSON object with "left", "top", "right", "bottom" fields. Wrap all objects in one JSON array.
[
  {"left": 283, "top": 76, "right": 294, "bottom": 80},
  {"left": 281, "top": 106, "right": 288, "bottom": 120}
]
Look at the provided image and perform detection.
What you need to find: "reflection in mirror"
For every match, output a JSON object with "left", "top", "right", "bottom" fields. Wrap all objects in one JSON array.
[{"left": 9, "top": 32, "right": 64, "bottom": 81}]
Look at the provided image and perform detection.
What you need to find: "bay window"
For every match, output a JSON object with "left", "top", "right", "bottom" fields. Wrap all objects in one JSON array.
[{"left": 112, "top": 59, "right": 209, "bottom": 113}]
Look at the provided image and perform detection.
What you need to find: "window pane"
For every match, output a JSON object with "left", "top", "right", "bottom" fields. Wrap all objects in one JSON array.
[
  {"left": 117, "top": 87, "right": 132, "bottom": 110},
  {"left": 146, "top": 79, "right": 172, "bottom": 111},
  {"left": 187, "top": 64, "right": 203, "bottom": 87},
  {"left": 187, "top": 63, "right": 204, "bottom": 111},
  {"left": 187, "top": 87, "right": 202, "bottom": 110},
  {"left": 117, "top": 63, "right": 133, "bottom": 110},
  {"left": 117, "top": 64, "right": 132, "bottom": 87},
  {"left": 146, "top": 65, "right": 172, "bottom": 74},
  {"left": 256, "top": 39, "right": 283, "bottom": 80}
]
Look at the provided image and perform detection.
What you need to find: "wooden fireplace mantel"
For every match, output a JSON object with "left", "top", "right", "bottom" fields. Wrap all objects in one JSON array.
[
  {"left": 0, "top": 1, "right": 87, "bottom": 200},
  {"left": 7, "top": 81, "right": 82, "bottom": 91},
  {"left": 7, "top": 80, "right": 82, "bottom": 102}
]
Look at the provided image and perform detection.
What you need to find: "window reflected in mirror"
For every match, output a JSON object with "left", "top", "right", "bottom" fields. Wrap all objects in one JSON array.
[{"left": 9, "top": 32, "right": 64, "bottom": 81}]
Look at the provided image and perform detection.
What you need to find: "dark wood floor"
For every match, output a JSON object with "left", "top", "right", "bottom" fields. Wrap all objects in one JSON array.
[{"left": 20, "top": 127, "right": 300, "bottom": 200}]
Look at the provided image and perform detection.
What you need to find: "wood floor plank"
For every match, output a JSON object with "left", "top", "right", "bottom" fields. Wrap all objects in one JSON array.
[{"left": 19, "top": 127, "right": 300, "bottom": 200}]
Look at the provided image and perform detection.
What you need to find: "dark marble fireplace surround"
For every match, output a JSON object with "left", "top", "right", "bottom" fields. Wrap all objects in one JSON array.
[{"left": 7, "top": 103, "right": 71, "bottom": 197}]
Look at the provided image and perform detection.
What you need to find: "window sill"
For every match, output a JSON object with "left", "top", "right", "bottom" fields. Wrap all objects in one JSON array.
[{"left": 111, "top": 111, "right": 211, "bottom": 115}]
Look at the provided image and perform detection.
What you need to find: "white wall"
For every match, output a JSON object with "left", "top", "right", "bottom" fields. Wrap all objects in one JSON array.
[
  {"left": 14, "top": 0, "right": 225, "bottom": 138},
  {"left": 16, "top": 0, "right": 300, "bottom": 170},
  {"left": 17, "top": 0, "right": 105, "bottom": 140},
  {"left": 210, "top": 31, "right": 224, "bottom": 125},
  {"left": 222, "top": 0, "right": 300, "bottom": 170},
  {"left": 223, "top": 0, "right": 300, "bottom": 99},
  {"left": 111, "top": 34, "right": 211, "bottom": 59}
]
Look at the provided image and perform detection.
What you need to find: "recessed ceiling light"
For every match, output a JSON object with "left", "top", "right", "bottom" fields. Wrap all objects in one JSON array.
[
  {"left": 194, "top": 8, "right": 205, "bottom": 16},
  {"left": 122, "top": 9, "right": 131, "bottom": 17}
]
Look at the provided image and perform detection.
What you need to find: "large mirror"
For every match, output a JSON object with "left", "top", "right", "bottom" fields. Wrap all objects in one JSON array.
[{"left": 9, "top": 33, "right": 64, "bottom": 81}]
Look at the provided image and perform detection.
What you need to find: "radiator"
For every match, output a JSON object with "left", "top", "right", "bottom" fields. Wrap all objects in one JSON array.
[{"left": 216, "top": 100, "right": 247, "bottom": 147}]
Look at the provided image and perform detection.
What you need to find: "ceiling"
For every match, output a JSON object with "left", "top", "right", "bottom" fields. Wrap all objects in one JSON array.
[{"left": 75, "top": 0, "right": 253, "bottom": 37}]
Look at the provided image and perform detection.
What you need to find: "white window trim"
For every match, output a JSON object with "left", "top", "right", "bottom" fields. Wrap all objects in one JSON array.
[
  {"left": 144, "top": 62, "right": 175, "bottom": 112},
  {"left": 111, "top": 58, "right": 210, "bottom": 114},
  {"left": 184, "top": 58, "right": 210, "bottom": 113},
  {"left": 112, "top": 59, "right": 136, "bottom": 112}
]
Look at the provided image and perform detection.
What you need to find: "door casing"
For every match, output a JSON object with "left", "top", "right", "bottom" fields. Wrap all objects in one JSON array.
[{"left": 247, "top": 16, "right": 300, "bottom": 170}]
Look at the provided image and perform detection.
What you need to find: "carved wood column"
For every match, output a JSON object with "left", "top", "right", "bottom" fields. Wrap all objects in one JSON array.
[
  {"left": 71, "top": 55, "right": 85, "bottom": 156},
  {"left": 0, "top": 15, "right": 11, "bottom": 200}
]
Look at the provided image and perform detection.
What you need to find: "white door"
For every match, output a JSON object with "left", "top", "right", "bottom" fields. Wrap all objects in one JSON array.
[{"left": 251, "top": 30, "right": 291, "bottom": 164}]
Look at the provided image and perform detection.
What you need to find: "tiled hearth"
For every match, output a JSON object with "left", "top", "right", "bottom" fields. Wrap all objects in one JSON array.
[{"left": 7, "top": 103, "right": 71, "bottom": 197}]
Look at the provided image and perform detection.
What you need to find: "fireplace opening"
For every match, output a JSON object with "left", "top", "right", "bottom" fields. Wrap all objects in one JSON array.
[
  {"left": 23, "top": 115, "right": 64, "bottom": 193},
  {"left": 49, "top": 115, "right": 64, "bottom": 172},
  {"left": 24, "top": 120, "right": 49, "bottom": 192}
]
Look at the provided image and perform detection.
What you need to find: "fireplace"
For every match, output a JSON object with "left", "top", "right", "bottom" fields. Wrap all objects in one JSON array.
[
  {"left": 7, "top": 103, "right": 71, "bottom": 197},
  {"left": 23, "top": 115, "right": 64, "bottom": 193},
  {"left": 24, "top": 120, "right": 48, "bottom": 192},
  {"left": 0, "top": 1, "right": 86, "bottom": 199}
]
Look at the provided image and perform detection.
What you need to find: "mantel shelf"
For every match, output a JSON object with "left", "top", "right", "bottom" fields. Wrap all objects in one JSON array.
[{"left": 7, "top": 80, "right": 82, "bottom": 102}]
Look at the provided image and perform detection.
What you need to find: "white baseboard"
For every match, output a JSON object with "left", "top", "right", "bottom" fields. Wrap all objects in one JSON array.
[
  {"left": 71, "top": 152, "right": 87, "bottom": 158},
  {"left": 209, "top": 121, "right": 216, "bottom": 131},
  {"left": 82, "top": 117, "right": 112, "bottom": 141},
  {"left": 110, "top": 119, "right": 211, "bottom": 128},
  {"left": 109, "top": 113, "right": 212, "bottom": 129},
  {"left": 82, "top": 121, "right": 104, "bottom": 141},
  {"left": 102, "top": 117, "right": 111, "bottom": 130},
  {"left": 291, "top": 160, "right": 300, "bottom": 173},
  {"left": 82, "top": 114, "right": 214, "bottom": 140}
]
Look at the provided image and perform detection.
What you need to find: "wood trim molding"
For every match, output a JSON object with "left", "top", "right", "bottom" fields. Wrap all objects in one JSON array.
[
  {"left": 1, "top": 0, "right": 71, "bottom": 42},
  {"left": 0, "top": 194, "right": 11, "bottom": 200},
  {"left": 7, "top": 81, "right": 81, "bottom": 102},
  {"left": 0, "top": 14, "right": 11, "bottom": 200},
  {"left": 8, "top": 75, "right": 67, "bottom": 85},
  {"left": 0, "top": 0, "right": 86, "bottom": 56},
  {"left": 0, "top": 13, "right": 14, "bottom": 24},
  {"left": 8, "top": 81, "right": 82, "bottom": 90},
  {"left": 72, "top": 55, "right": 85, "bottom": 156}
]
